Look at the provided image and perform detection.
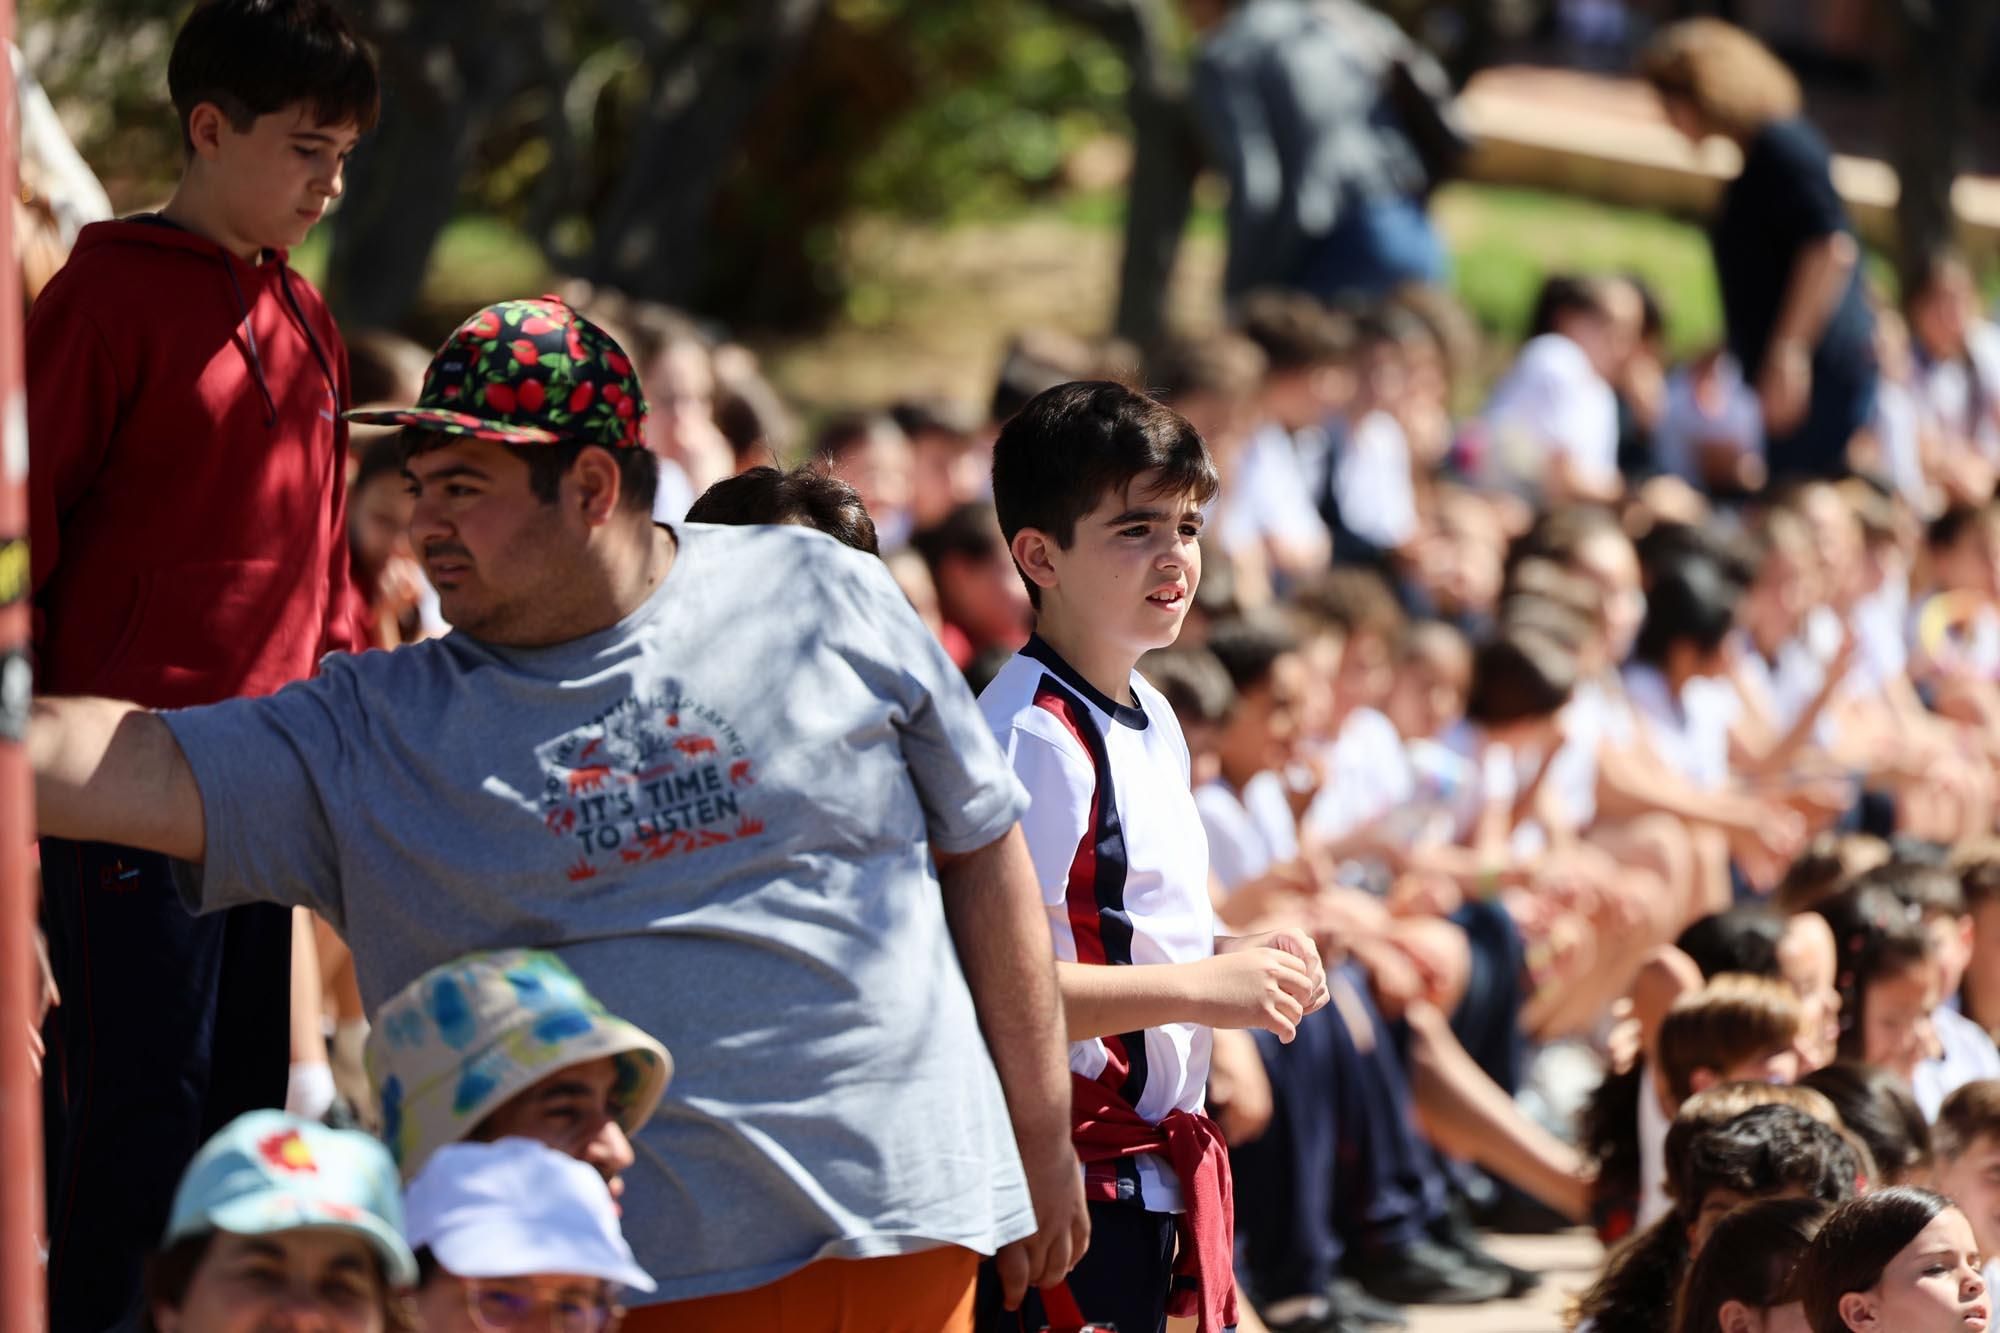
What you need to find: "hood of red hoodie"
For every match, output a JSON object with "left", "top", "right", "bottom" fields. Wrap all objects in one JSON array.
[{"left": 66, "top": 214, "right": 292, "bottom": 270}]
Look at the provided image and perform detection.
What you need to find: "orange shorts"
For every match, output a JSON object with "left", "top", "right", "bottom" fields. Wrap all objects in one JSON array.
[{"left": 619, "top": 1245, "right": 979, "bottom": 1333}]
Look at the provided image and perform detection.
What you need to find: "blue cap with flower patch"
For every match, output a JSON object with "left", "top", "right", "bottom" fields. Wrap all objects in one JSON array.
[{"left": 363, "top": 950, "right": 672, "bottom": 1182}]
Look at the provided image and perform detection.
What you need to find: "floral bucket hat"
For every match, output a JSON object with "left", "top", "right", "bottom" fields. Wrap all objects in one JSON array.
[
  {"left": 164, "top": 1110, "right": 418, "bottom": 1286},
  {"left": 345, "top": 295, "right": 648, "bottom": 450},
  {"left": 364, "top": 949, "right": 672, "bottom": 1182}
]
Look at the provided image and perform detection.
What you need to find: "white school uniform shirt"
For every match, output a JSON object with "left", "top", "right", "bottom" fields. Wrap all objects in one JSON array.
[
  {"left": 1218, "top": 422, "right": 1333, "bottom": 564},
  {"left": 1334, "top": 411, "right": 1419, "bottom": 552},
  {"left": 1913, "top": 1003, "right": 2000, "bottom": 1122},
  {"left": 1851, "top": 575, "right": 1912, "bottom": 694},
  {"left": 1307, "top": 708, "right": 1415, "bottom": 840},
  {"left": 1621, "top": 662, "right": 1736, "bottom": 791},
  {"left": 980, "top": 635, "right": 1215, "bottom": 1212},
  {"left": 1306, "top": 708, "right": 1417, "bottom": 890},
  {"left": 1636, "top": 1061, "right": 1673, "bottom": 1230},
  {"left": 1873, "top": 377, "right": 1933, "bottom": 514},
  {"left": 1481, "top": 332, "right": 1619, "bottom": 497},
  {"left": 1918, "top": 321, "right": 2000, "bottom": 462},
  {"left": 1196, "top": 771, "right": 1298, "bottom": 895}
]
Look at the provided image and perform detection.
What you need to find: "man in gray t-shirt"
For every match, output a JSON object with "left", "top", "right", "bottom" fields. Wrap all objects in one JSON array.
[{"left": 31, "top": 297, "right": 1086, "bottom": 1320}]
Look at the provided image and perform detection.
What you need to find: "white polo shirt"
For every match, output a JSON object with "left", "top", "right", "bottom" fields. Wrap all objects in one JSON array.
[{"left": 980, "top": 635, "right": 1216, "bottom": 1213}]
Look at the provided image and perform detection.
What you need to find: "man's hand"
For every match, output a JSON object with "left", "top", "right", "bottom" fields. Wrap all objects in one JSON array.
[
  {"left": 1199, "top": 930, "right": 1328, "bottom": 1042},
  {"left": 1759, "top": 339, "right": 1812, "bottom": 436},
  {"left": 993, "top": 1131, "right": 1090, "bottom": 1311}
]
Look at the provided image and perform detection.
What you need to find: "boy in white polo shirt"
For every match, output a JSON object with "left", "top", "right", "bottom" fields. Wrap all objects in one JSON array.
[{"left": 976, "top": 380, "right": 1327, "bottom": 1333}]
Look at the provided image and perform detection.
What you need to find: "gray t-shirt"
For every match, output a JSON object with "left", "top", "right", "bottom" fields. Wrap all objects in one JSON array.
[{"left": 163, "top": 522, "right": 1035, "bottom": 1302}]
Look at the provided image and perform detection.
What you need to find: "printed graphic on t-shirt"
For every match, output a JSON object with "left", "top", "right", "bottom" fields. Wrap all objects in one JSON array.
[{"left": 535, "top": 688, "right": 764, "bottom": 880}]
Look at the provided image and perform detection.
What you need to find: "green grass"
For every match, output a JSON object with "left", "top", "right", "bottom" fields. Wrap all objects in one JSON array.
[
  {"left": 1049, "top": 180, "right": 1729, "bottom": 356},
  {"left": 1431, "top": 183, "right": 1722, "bottom": 355},
  {"left": 288, "top": 214, "right": 551, "bottom": 314}
]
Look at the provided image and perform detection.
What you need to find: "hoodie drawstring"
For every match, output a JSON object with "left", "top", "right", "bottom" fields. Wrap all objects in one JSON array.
[
  {"left": 277, "top": 264, "right": 340, "bottom": 413},
  {"left": 220, "top": 254, "right": 279, "bottom": 427}
]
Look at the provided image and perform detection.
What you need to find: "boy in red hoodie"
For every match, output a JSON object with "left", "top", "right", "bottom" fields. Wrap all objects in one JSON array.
[{"left": 25, "top": 3, "right": 377, "bottom": 1327}]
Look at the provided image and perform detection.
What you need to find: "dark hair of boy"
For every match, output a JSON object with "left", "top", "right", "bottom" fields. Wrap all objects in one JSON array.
[
  {"left": 1814, "top": 885, "right": 1935, "bottom": 1062},
  {"left": 989, "top": 380, "right": 1219, "bottom": 609},
  {"left": 591, "top": 297, "right": 706, "bottom": 373},
  {"left": 1192, "top": 550, "right": 1245, "bottom": 624},
  {"left": 1464, "top": 628, "right": 1576, "bottom": 727},
  {"left": 169, "top": 0, "right": 380, "bottom": 152},
  {"left": 1672, "top": 1196, "right": 1829, "bottom": 1333},
  {"left": 1676, "top": 1104, "right": 1863, "bottom": 1220},
  {"left": 1203, "top": 614, "right": 1300, "bottom": 695},
  {"left": 1775, "top": 833, "right": 1888, "bottom": 915},
  {"left": 888, "top": 397, "right": 979, "bottom": 444},
  {"left": 1146, "top": 331, "right": 1267, "bottom": 405},
  {"left": 1399, "top": 618, "right": 1470, "bottom": 669},
  {"left": 1933, "top": 1079, "right": 2000, "bottom": 1164},
  {"left": 1655, "top": 975, "right": 1803, "bottom": 1105},
  {"left": 1636, "top": 520, "right": 1758, "bottom": 590},
  {"left": 1349, "top": 304, "right": 1428, "bottom": 357},
  {"left": 1233, "top": 289, "right": 1352, "bottom": 373},
  {"left": 344, "top": 329, "right": 432, "bottom": 410},
  {"left": 1495, "top": 593, "right": 1593, "bottom": 654},
  {"left": 1926, "top": 502, "right": 1987, "bottom": 555},
  {"left": 1952, "top": 845, "right": 2000, "bottom": 911},
  {"left": 1632, "top": 554, "right": 1740, "bottom": 667},
  {"left": 684, "top": 465, "right": 880, "bottom": 557},
  {"left": 1139, "top": 647, "right": 1237, "bottom": 730},
  {"left": 399, "top": 427, "right": 658, "bottom": 517},
  {"left": 1576, "top": 1106, "right": 1859, "bottom": 1333},
  {"left": 1526, "top": 273, "right": 1610, "bottom": 340},
  {"left": 1293, "top": 566, "right": 1406, "bottom": 645},
  {"left": 714, "top": 382, "right": 788, "bottom": 465},
  {"left": 990, "top": 329, "right": 1127, "bottom": 425},
  {"left": 1623, "top": 272, "right": 1666, "bottom": 345},
  {"left": 1853, "top": 859, "right": 1967, "bottom": 921},
  {"left": 1675, "top": 907, "right": 1785, "bottom": 981},
  {"left": 1502, "top": 556, "right": 1603, "bottom": 626},
  {"left": 1795, "top": 1188, "right": 1958, "bottom": 1333},
  {"left": 912, "top": 500, "right": 1008, "bottom": 573},
  {"left": 1798, "top": 1061, "right": 1933, "bottom": 1183},
  {"left": 351, "top": 426, "right": 404, "bottom": 494},
  {"left": 1507, "top": 503, "right": 1623, "bottom": 575},
  {"left": 812, "top": 411, "right": 898, "bottom": 463}
]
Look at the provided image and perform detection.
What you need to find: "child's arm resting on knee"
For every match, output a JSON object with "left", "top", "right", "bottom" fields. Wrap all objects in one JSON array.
[{"left": 31, "top": 697, "right": 205, "bottom": 861}]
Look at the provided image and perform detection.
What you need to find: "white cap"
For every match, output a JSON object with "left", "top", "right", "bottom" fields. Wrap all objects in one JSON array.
[{"left": 402, "top": 1138, "right": 656, "bottom": 1293}]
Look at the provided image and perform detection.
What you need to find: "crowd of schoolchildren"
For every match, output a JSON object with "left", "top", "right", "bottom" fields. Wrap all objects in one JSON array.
[{"left": 21, "top": 3, "right": 2000, "bottom": 1333}]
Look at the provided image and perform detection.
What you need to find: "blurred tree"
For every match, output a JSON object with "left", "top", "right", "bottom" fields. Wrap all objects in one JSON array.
[
  {"left": 1879, "top": 0, "right": 1991, "bottom": 291},
  {"left": 1046, "top": 0, "right": 1198, "bottom": 350},
  {"left": 20, "top": 0, "right": 1152, "bottom": 333},
  {"left": 328, "top": 0, "right": 826, "bottom": 328}
]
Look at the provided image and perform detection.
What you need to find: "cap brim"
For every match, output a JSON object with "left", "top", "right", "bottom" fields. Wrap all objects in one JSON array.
[
  {"left": 205, "top": 1194, "right": 419, "bottom": 1288},
  {"left": 340, "top": 406, "right": 562, "bottom": 446},
  {"left": 429, "top": 1220, "right": 656, "bottom": 1294}
]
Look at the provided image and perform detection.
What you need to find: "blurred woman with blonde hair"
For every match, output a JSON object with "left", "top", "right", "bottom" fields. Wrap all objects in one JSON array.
[{"left": 1640, "top": 20, "right": 1877, "bottom": 487}]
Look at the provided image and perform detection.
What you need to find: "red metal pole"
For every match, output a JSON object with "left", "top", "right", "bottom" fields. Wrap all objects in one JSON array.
[{"left": 0, "top": 2, "right": 48, "bottom": 1329}]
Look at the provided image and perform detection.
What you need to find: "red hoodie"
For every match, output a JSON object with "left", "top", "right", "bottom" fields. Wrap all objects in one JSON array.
[{"left": 28, "top": 218, "right": 358, "bottom": 710}]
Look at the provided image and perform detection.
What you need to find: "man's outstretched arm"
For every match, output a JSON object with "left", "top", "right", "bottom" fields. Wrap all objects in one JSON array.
[{"left": 31, "top": 697, "right": 206, "bottom": 861}]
